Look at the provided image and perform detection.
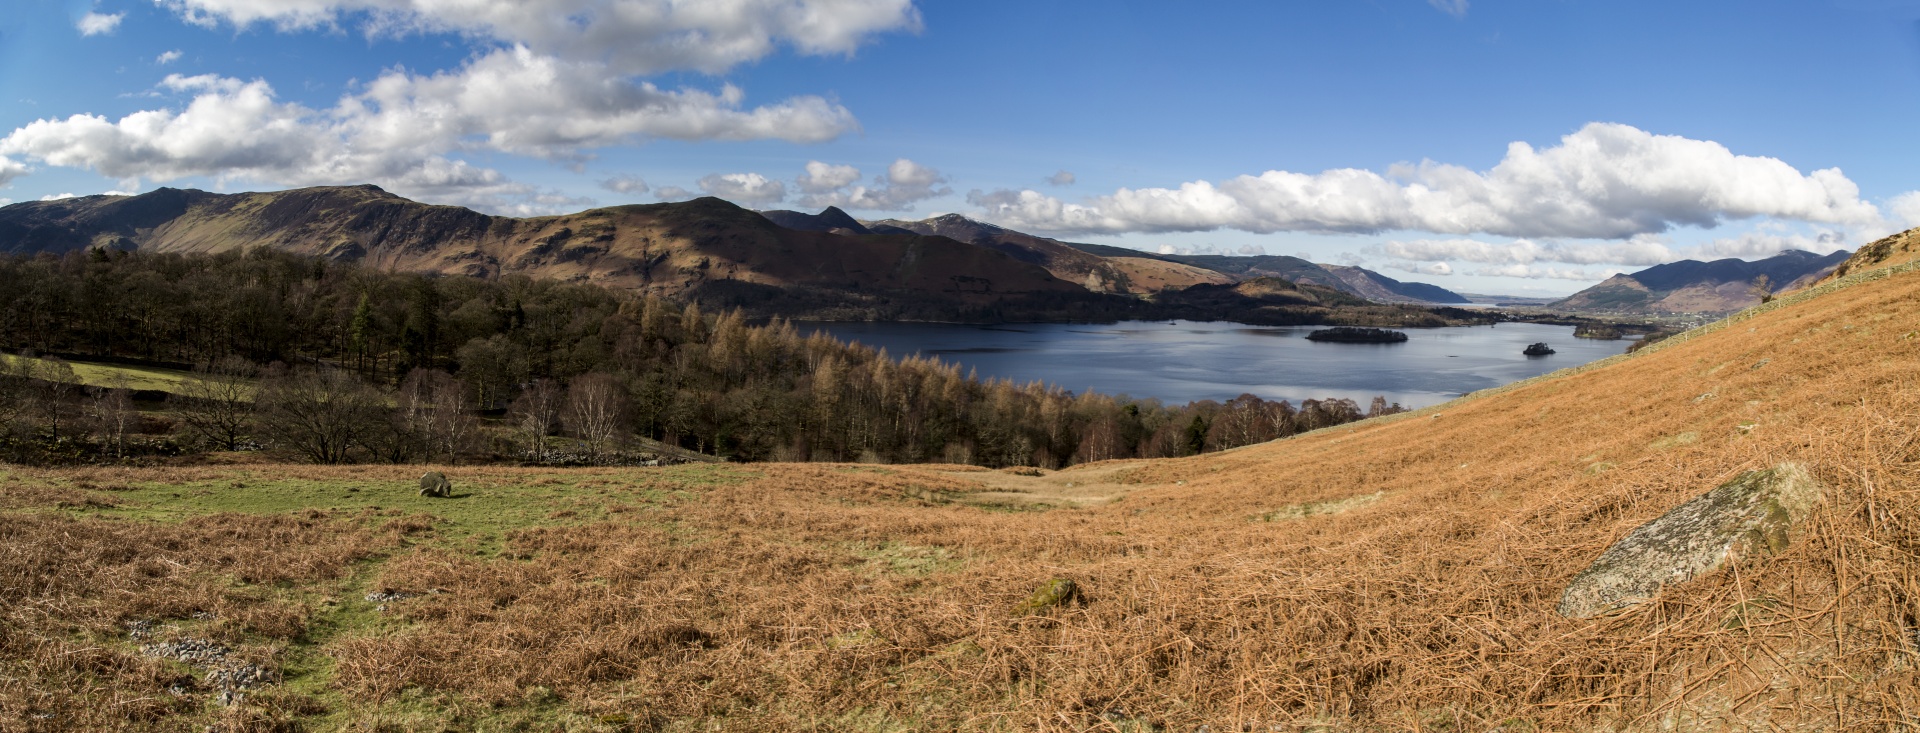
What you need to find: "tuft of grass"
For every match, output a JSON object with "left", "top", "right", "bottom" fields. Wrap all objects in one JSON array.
[{"left": 1254, "top": 491, "right": 1385, "bottom": 522}]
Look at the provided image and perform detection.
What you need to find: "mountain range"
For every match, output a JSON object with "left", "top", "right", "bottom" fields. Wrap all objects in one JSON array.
[
  {"left": 765, "top": 206, "right": 1473, "bottom": 304},
  {"left": 1550, "top": 249, "right": 1851, "bottom": 314},
  {"left": 7, "top": 186, "right": 1860, "bottom": 320},
  {"left": 0, "top": 186, "right": 1482, "bottom": 326}
]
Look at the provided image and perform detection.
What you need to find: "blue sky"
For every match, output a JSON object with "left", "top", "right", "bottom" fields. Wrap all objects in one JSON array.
[{"left": 3, "top": 0, "right": 1918, "bottom": 295}]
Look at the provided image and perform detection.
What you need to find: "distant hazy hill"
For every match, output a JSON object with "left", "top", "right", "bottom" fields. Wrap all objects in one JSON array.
[
  {"left": 855, "top": 213, "right": 1231, "bottom": 294},
  {"left": 1047, "top": 242, "right": 1469, "bottom": 305},
  {"left": 1551, "top": 249, "right": 1851, "bottom": 314},
  {"left": 756, "top": 206, "right": 872, "bottom": 235},
  {"left": 0, "top": 186, "right": 1082, "bottom": 307},
  {"left": 1321, "top": 265, "right": 1470, "bottom": 304}
]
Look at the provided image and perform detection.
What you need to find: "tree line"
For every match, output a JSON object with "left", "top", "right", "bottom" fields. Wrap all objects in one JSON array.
[{"left": 0, "top": 248, "right": 1404, "bottom": 466}]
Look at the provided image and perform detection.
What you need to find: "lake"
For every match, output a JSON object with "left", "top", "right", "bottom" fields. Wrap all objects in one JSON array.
[{"left": 800, "top": 320, "right": 1629, "bottom": 409}]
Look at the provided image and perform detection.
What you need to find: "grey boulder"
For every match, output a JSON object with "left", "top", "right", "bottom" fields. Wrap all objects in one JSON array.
[{"left": 1558, "top": 463, "right": 1821, "bottom": 619}]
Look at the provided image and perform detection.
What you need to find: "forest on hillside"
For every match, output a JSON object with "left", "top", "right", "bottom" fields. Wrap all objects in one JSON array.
[{"left": 0, "top": 248, "right": 1403, "bottom": 466}]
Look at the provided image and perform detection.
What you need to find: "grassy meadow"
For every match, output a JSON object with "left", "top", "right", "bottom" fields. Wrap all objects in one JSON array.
[
  {"left": 0, "top": 353, "right": 228, "bottom": 396},
  {"left": 7, "top": 255, "right": 1920, "bottom": 730}
]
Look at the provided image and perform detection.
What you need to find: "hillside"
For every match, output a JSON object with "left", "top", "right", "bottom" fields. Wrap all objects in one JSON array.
[
  {"left": 1552, "top": 249, "right": 1849, "bottom": 313},
  {"left": 755, "top": 206, "right": 872, "bottom": 235},
  {"left": 1322, "top": 263, "right": 1471, "bottom": 303},
  {"left": 8, "top": 230, "right": 1920, "bottom": 729},
  {"left": 863, "top": 213, "right": 1230, "bottom": 294},
  {"left": 0, "top": 187, "right": 1092, "bottom": 316},
  {"left": 1052, "top": 242, "right": 1471, "bottom": 304}
]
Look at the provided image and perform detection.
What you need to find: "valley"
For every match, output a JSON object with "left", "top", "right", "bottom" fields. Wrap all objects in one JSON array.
[{"left": 4, "top": 230, "right": 1918, "bottom": 730}]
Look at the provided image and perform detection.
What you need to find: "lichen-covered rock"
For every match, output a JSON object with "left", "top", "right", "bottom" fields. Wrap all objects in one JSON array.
[
  {"left": 1558, "top": 464, "right": 1821, "bottom": 618},
  {"left": 1013, "top": 578, "right": 1081, "bottom": 616},
  {"left": 419, "top": 471, "right": 451, "bottom": 498}
]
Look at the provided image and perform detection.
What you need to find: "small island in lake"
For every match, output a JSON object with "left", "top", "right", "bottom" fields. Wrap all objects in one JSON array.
[
  {"left": 1305, "top": 326, "right": 1410, "bottom": 343},
  {"left": 1523, "top": 342, "right": 1556, "bottom": 356}
]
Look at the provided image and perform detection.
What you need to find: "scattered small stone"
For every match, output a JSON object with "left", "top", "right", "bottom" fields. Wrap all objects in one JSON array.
[
  {"left": 142, "top": 638, "right": 232, "bottom": 665},
  {"left": 125, "top": 619, "right": 155, "bottom": 640},
  {"left": 365, "top": 588, "right": 419, "bottom": 603},
  {"left": 206, "top": 664, "right": 277, "bottom": 691},
  {"left": 1751, "top": 358, "right": 1770, "bottom": 370},
  {"left": 190, "top": 610, "right": 216, "bottom": 621},
  {"left": 1694, "top": 392, "right": 1716, "bottom": 402}
]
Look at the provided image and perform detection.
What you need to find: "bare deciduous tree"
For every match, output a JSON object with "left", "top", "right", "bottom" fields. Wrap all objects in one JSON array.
[
  {"left": 28, "top": 357, "right": 79, "bottom": 440},
  {"left": 256, "top": 367, "right": 387, "bottom": 464},
  {"left": 0, "top": 353, "right": 29, "bottom": 436},
  {"left": 174, "top": 356, "right": 257, "bottom": 451},
  {"left": 399, "top": 369, "right": 476, "bottom": 462},
  {"left": 564, "top": 373, "right": 630, "bottom": 460},
  {"left": 88, "top": 382, "right": 136, "bottom": 458},
  {"left": 510, "top": 378, "right": 564, "bottom": 462}
]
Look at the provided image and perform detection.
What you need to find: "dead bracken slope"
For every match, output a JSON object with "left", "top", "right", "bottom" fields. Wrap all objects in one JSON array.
[{"left": 6, "top": 241, "right": 1920, "bottom": 730}]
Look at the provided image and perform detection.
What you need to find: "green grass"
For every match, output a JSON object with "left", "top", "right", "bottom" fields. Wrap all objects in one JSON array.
[
  {"left": 1, "top": 353, "right": 220, "bottom": 394},
  {"left": 69, "top": 465, "right": 757, "bottom": 555},
  {"left": 22, "top": 464, "right": 761, "bottom": 730}
]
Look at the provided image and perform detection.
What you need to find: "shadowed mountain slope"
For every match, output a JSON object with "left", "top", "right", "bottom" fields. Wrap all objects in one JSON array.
[
  {"left": 756, "top": 206, "right": 872, "bottom": 235},
  {"left": 0, "top": 187, "right": 1082, "bottom": 305},
  {"left": 864, "top": 213, "right": 1231, "bottom": 294},
  {"left": 1552, "top": 249, "right": 1850, "bottom": 313},
  {"left": 1322, "top": 264, "right": 1471, "bottom": 303}
]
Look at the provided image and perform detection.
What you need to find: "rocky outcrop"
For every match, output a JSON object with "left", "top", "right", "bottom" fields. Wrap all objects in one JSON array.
[{"left": 1558, "top": 464, "right": 1822, "bottom": 618}]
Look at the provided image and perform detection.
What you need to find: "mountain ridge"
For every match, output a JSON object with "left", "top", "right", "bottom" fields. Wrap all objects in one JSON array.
[{"left": 1551, "top": 249, "right": 1850, "bottom": 313}]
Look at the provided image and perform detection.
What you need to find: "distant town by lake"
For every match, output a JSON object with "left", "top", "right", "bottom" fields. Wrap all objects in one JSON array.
[{"left": 802, "top": 320, "right": 1628, "bottom": 409}]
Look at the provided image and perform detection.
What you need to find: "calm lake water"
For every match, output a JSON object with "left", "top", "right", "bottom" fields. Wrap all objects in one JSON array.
[{"left": 801, "top": 321, "right": 1629, "bottom": 409}]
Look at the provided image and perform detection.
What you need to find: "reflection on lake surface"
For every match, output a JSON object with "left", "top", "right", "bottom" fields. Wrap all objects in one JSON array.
[{"left": 801, "top": 320, "right": 1628, "bottom": 409}]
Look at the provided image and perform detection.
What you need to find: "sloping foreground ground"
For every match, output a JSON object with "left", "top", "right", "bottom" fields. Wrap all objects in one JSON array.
[{"left": 7, "top": 259, "right": 1920, "bottom": 730}]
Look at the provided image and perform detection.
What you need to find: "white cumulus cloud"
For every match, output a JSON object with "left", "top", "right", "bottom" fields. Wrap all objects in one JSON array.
[
  {"left": 793, "top": 158, "right": 950, "bottom": 211},
  {"left": 78, "top": 12, "right": 124, "bottom": 36},
  {"left": 1383, "top": 261, "right": 1453, "bottom": 276},
  {"left": 0, "top": 156, "right": 27, "bottom": 186},
  {"left": 795, "top": 161, "right": 862, "bottom": 194},
  {"left": 599, "top": 175, "right": 649, "bottom": 194},
  {"left": 1891, "top": 191, "right": 1920, "bottom": 229},
  {"left": 968, "top": 123, "right": 1883, "bottom": 240},
  {"left": 40, "top": 193, "right": 78, "bottom": 201},
  {"left": 1473, "top": 264, "right": 1620, "bottom": 281},
  {"left": 1046, "top": 170, "right": 1075, "bottom": 186},
  {"left": 654, "top": 185, "right": 693, "bottom": 201},
  {"left": 1427, "top": 0, "right": 1468, "bottom": 17},
  {"left": 1693, "top": 229, "right": 1848, "bottom": 260},
  {"left": 157, "top": 50, "right": 184, "bottom": 64},
  {"left": 1378, "top": 235, "right": 1676, "bottom": 267},
  {"left": 0, "top": 59, "right": 855, "bottom": 213},
  {"left": 155, "top": 0, "right": 922, "bottom": 75},
  {"left": 697, "top": 172, "right": 787, "bottom": 206}
]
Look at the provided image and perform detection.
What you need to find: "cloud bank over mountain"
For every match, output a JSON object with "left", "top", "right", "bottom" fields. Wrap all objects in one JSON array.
[
  {"left": 2, "top": 0, "right": 915, "bottom": 213},
  {"left": 968, "top": 123, "right": 1883, "bottom": 241}
]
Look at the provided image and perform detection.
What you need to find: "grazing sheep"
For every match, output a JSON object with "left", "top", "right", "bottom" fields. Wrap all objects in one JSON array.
[{"left": 418, "top": 471, "right": 452, "bottom": 498}]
